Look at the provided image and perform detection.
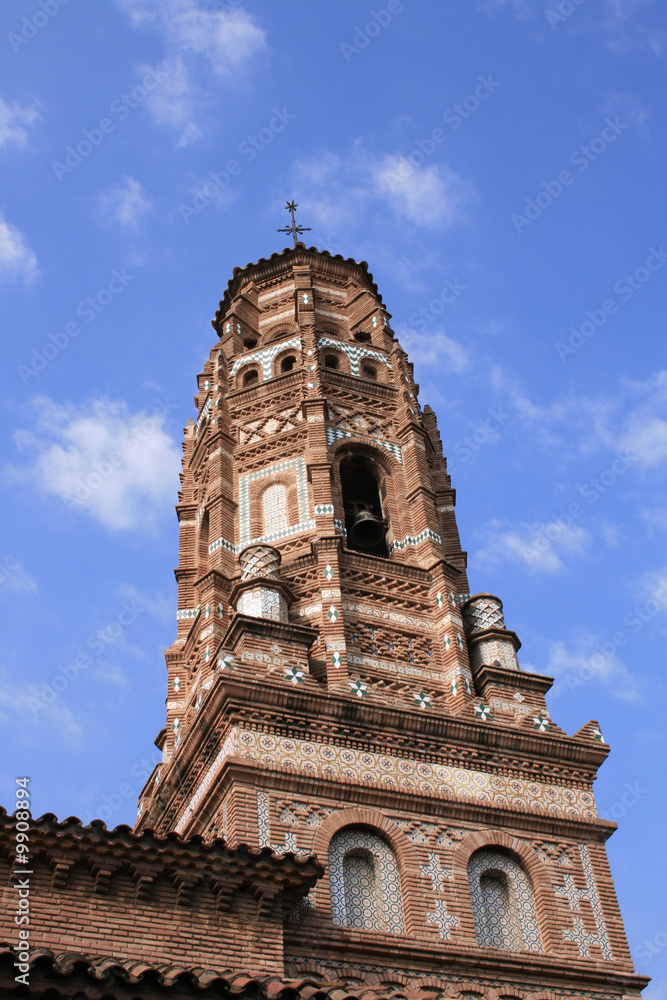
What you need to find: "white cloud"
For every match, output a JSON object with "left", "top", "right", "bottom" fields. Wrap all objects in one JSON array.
[
  {"left": 602, "top": 91, "right": 648, "bottom": 130},
  {"left": 472, "top": 517, "right": 590, "bottom": 574},
  {"left": 0, "top": 213, "right": 39, "bottom": 286},
  {"left": 117, "top": 0, "right": 266, "bottom": 145},
  {"left": 138, "top": 54, "right": 202, "bottom": 148},
  {"left": 0, "top": 558, "right": 38, "bottom": 597},
  {"left": 0, "top": 668, "right": 84, "bottom": 746},
  {"left": 490, "top": 367, "right": 667, "bottom": 470},
  {"left": 526, "top": 635, "right": 642, "bottom": 703},
  {"left": 397, "top": 326, "right": 470, "bottom": 374},
  {"left": 7, "top": 396, "right": 181, "bottom": 532},
  {"left": 291, "top": 144, "right": 473, "bottom": 235},
  {"left": 0, "top": 96, "right": 40, "bottom": 150},
  {"left": 373, "top": 155, "right": 473, "bottom": 229},
  {"left": 97, "top": 175, "right": 152, "bottom": 230}
]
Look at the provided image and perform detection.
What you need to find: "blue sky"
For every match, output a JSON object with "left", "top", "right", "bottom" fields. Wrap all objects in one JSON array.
[{"left": 1, "top": 0, "right": 665, "bottom": 987}]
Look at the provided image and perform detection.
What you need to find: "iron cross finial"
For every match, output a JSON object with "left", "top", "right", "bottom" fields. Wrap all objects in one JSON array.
[{"left": 277, "top": 200, "right": 312, "bottom": 247}]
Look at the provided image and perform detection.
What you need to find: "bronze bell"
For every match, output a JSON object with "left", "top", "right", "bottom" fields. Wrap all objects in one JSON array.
[{"left": 349, "top": 509, "right": 387, "bottom": 549}]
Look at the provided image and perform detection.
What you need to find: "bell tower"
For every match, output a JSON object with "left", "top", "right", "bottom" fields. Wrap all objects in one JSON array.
[{"left": 136, "top": 242, "right": 645, "bottom": 996}]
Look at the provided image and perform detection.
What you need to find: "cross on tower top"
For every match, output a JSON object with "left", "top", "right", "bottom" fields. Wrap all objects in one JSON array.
[{"left": 277, "top": 200, "right": 312, "bottom": 247}]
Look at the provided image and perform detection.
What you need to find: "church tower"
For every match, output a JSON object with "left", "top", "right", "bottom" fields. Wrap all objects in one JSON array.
[{"left": 135, "top": 238, "right": 644, "bottom": 996}]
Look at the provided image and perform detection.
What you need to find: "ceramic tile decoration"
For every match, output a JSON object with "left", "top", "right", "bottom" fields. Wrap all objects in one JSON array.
[
  {"left": 230, "top": 336, "right": 302, "bottom": 380},
  {"left": 421, "top": 852, "right": 452, "bottom": 891},
  {"left": 262, "top": 482, "right": 289, "bottom": 534},
  {"left": 468, "top": 849, "right": 542, "bottom": 952},
  {"left": 388, "top": 529, "right": 443, "bottom": 553},
  {"left": 469, "top": 637, "right": 519, "bottom": 672},
  {"left": 325, "top": 425, "right": 404, "bottom": 464},
  {"left": 463, "top": 595, "right": 506, "bottom": 633},
  {"left": 257, "top": 789, "right": 270, "bottom": 845},
  {"left": 328, "top": 828, "right": 405, "bottom": 934},
  {"left": 238, "top": 456, "right": 312, "bottom": 548},
  {"left": 317, "top": 336, "right": 391, "bottom": 377},
  {"left": 427, "top": 898, "right": 459, "bottom": 940},
  {"left": 200, "top": 727, "right": 598, "bottom": 819},
  {"left": 176, "top": 605, "right": 200, "bottom": 620},
  {"left": 555, "top": 845, "right": 612, "bottom": 959}
]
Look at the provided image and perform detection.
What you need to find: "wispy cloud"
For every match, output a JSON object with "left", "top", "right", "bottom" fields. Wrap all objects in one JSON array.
[
  {"left": 472, "top": 517, "right": 590, "bottom": 574},
  {"left": 524, "top": 634, "right": 642, "bottom": 702},
  {"left": 0, "top": 558, "right": 38, "bottom": 597},
  {"left": 397, "top": 326, "right": 470, "bottom": 374},
  {"left": 0, "top": 213, "right": 39, "bottom": 286},
  {"left": 491, "top": 367, "right": 667, "bottom": 470},
  {"left": 0, "top": 96, "right": 40, "bottom": 150},
  {"left": 116, "top": 0, "right": 266, "bottom": 146},
  {"left": 96, "top": 175, "right": 152, "bottom": 230},
  {"left": 6, "top": 396, "right": 181, "bottom": 532},
  {"left": 291, "top": 143, "right": 473, "bottom": 236}
]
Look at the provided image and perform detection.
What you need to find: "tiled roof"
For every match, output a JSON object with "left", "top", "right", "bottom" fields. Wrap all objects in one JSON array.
[
  {"left": 0, "top": 808, "right": 323, "bottom": 895},
  {"left": 0, "top": 946, "right": 489, "bottom": 1000}
]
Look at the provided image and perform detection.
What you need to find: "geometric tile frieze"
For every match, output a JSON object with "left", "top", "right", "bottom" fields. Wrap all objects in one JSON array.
[{"left": 191, "top": 727, "right": 599, "bottom": 819}]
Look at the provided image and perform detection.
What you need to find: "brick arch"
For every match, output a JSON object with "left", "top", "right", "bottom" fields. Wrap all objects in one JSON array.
[
  {"left": 319, "top": 344, "right": 351, "bottom": 376},
  {"left": 317, "top": 320, "right": 347, "bottom": 340},
  {"left": 452, "top": 830, "right": 559, "bottom": 953},
  {"left": 249, "top": 473, "right": 300, "bottom": 540},
  {"left": 310, "top": 808, "right": 428, "bottom": 938},
  {"left": 264, "top": 320, "right": 301, "bottom": 343},
  {"left": 330, "top": 439, "right": 412, "bottom": 553},
  {"left": 272, "top": 344, "right": 301, "bottom": 377},
  {"left": 237, "top": 364, "right": 262, "bottom": 390}
]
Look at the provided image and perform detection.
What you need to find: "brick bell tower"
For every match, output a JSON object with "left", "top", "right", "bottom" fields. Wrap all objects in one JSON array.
[{"left": 135, "top": 241, "right": 645, "bottom": 996}]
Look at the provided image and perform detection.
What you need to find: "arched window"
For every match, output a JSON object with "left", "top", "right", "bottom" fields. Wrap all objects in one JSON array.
[
  {"left": 467, "top": 849, "right": 542, "bottom": 952},
  {"left": 340, "top": 455, "right": 388, "bottom": 557},
  {"left": 281, "top": 355, "right": 297, "bottom": 373},
  {"left": 243, "top": 369, "right": 259, "bottom": 387},
  {"left": 328, "top": 828, "right": 404, "bottom": 934},
  {"left": 362, "top": 363, "right": 377, "bottom": 380},
  {"left": 262, "top": 483, "right": 288, "bottom": 535},
  {"left": 243, "top": 338, "right": 257, "bottom": 350},
  {"left": 324, "top": 353, "right": 339, "bottom": 370},
  {"left": 354, "top": 331, "right": 371, "bottom": 343}
]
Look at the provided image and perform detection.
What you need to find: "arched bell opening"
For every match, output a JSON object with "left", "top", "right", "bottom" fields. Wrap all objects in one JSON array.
[{"left": 340, "top": 454, "right": 388, "bottom": 557}]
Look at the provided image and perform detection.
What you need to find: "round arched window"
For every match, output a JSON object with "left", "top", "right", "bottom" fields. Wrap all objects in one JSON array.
[
  {"left": 243, "top": 369, "right": 259, "bottom": 387},
  {"left": 281, "top": 355, "right": 297, "bottom": 372}
]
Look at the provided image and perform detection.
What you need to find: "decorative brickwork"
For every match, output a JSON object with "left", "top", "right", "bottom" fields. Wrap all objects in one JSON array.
[{"left": 1, "top": 243, "right": 645, "bottom": 998}]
